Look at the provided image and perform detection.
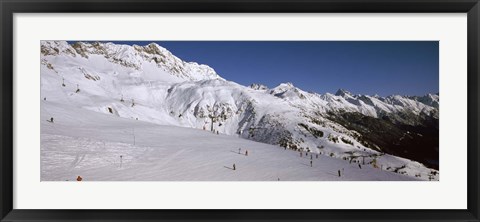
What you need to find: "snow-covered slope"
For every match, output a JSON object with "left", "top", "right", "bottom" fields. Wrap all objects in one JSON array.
[
  {"left": 42, "top": 101, "right": 424, "bottom": 181},
  {"left": 40, "top": 41, "right": 439, "bottom": 181}
]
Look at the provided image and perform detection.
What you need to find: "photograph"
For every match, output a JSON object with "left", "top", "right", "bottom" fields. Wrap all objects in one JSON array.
[{"left": 40, "top": 40, "right": 440, "bottom": 181}]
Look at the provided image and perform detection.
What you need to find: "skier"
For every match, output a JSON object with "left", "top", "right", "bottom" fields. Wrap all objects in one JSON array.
[
  {"left": 316, "top": 154, "right": 318, "bottom": 159},
  {"left": 338, "top": 170, "right": 341, "bottom": 177},
  {"left": 245, "top": 150, "right": 248, "bottom": 156},
  {"left": 233, "top": 164, "right": 236, "bottom": 170},
  {"left": 76, "top": 176, "right": 83, "bottom": 181},
  {"left": 50, "top": 117, "right": 54, "bottom": 123},
  {"left": 358, "top": 164, "right": 362, "bottom": 169},
  {"left": 43, "top": 97, "right": 46, "bottom": 101},
  {"left": 310, "top": 160, "right": 313, "bottom": 167},
  {"left": 217, "top": 131, "right": 219, "bottom": 135},
  {"left": 310, "top": 155, "right": 313, "bottom": 160}
]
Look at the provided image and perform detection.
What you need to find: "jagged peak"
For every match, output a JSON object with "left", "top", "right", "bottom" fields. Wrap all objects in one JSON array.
[
  {"left": 249, "top": 83, "right": 269, "bottom": 90},
  {"left": 135, "top": 42, "right": 171, "bottom": 56},
  {"left": 41, "top": 40, "right": 70, "bottom": 48},
  {"left": 426, "top": 93, "right": 439, "bottom": 99},
  {"left": 335, "top": 88, "right": 353, "bottom": 97},
  {"left": 270, "top": 82, "right": 298, "bottom": 93},
  {"left": 271, "top": 82, "right": 297, "bottom": 91},
  {"left": 41, "top": 40, "right": 76, "bottom": 57},
  {"left": 280, "top": 82, "right": 295, "bottom": 87}
]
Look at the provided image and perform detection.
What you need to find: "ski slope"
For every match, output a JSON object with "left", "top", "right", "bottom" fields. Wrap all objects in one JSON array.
[{"left": 41, "top": 101, "right": 419, "bottom": 181}]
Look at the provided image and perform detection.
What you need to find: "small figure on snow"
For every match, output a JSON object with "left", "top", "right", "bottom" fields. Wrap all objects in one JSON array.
[
  {"left": 238, "top": 148, "right": 241, "bottom": 154},
  {"left": 43, "top": 97, "right": 46, "bottom": 101},
  {"left": 76, "top": 176, "right": 83, "bottom": 181},
  {"left": 233, "top": 164, "right": 236, "bottom": 170},
  {"left": 245, "top": 150, "right": 248, "bottom": 156},
  {"left": 310, "top": 160, "right": 313, "bottom": 167},
  {"left": 48, "top": 117, "right": 54, "bottom": 123},
  {"left": 316, "top": 154, "right": 318, "bottom": 159}
]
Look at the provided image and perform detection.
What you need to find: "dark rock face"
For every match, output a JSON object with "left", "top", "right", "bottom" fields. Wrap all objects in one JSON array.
[{"left": 326, "top": 111, "right": 439, "bottom": 169}]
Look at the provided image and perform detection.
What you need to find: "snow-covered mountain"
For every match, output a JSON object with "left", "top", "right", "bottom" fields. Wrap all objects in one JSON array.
[{"left": 40, "top": 41, "right": 439, "bottom": 180}]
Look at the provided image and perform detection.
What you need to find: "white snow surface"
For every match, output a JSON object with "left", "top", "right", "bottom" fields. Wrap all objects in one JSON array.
[
  {"left": 42, "top": 102, "right": 422, "bottom": 181},
  {"left": 40, "top": 41, "right": 439, "bottom": 181}
]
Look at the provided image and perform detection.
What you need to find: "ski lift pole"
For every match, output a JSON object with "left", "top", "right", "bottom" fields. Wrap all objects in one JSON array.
[{"left": 133, "top": 127, "right": 135, "bottom": 146}]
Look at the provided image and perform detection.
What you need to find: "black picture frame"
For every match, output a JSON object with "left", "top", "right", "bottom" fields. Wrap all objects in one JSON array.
[{"left": 1, "top": 0, "right": 479, "bottom": 221}]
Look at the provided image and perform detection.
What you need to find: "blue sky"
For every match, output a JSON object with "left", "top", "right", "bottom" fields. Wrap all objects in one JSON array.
[{"left": 71, "top": 41, "right": 439, "bottom": 96}]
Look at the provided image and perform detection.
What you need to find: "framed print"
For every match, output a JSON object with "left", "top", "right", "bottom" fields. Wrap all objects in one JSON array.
[{"left": 1, "top": 0, "right": 479, "bottom": 221}]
